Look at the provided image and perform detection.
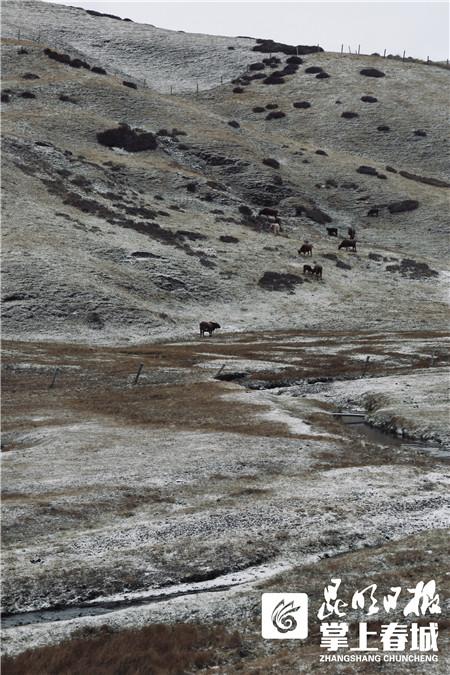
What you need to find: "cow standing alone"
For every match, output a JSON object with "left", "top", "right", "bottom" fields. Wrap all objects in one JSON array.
[{"left": 200, "top": 321, "right": 221, "bottom": 337}]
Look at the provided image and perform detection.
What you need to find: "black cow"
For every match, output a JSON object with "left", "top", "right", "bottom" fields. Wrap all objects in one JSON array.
[
  {"left": 326, "top": 227, "right": 338, "bottom": 237},
  {"left": 200, "top": 321, "right": 221, "bottom": 337},
  {"left": 338, "top": 239, "right": 357, "bottom": 252}
]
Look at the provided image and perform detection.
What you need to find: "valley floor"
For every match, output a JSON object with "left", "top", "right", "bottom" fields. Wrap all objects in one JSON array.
[{"left": 1, "top": 330, "right": 449, "bottom": 672}]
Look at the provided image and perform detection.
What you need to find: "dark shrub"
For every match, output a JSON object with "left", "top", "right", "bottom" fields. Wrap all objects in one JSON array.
[
  {"left": 316, "top": 71, "right": 330, "bottom": 79},
  {"left": 293, "top": 101, "right": 311, "bottom": 109},
  {"left": 258, "top": 271, "right": 303, "bottom": 291},
  {"left": 233, "top": 87, "right": 244, "bottom": 93},
  {"left": 281, "top": 64, "right": 299, "bottom": 75},
  {"left": 249, "top": 62, "right": 265, "bottom": 71},
  {"left": 266, "top": 103, "right": 278, "bottom": 109},
  {"left": 360, "top": 68, "right": 385, "bottom": 77},
  {"left": 266, "top": 110, "right": 286, "bottom": 120},
  {"left": 59, "top": 94, "right": 78, "bottom": 103},
  {"left": 20, "top": 91, "right": 36, "bottom": 99},
  {"left": 357, "top": 165, "right": 378, "bottom": 176},
  {"left": 96, "top": 125, "right": 158, "bottom": 152},
  {"left": 377, "top": 173, "right": 387, "bottom": 179},
  {"left": 414, "top": 129, "right": 427, "bottom": 137},
  {"left": 123, "top": 80, "right": 137, "bottom": 89},
  {"left": 70, "top": 58, "right": 90, "bottom": 69},
  {"left": 1, "top": 93, "right": 10, "bottom": 102},
  {"left": 388, "top": 200, "right": 419, "bottom": 214},
  {"left": 252, "top": 106, "right": 265, "bottom": 113},
  {"left": 341, "top": 111, "right": 358, "bottom": 119},
  {"left": 239, "top": 205, "right": 253, "bottom": 216},
  {"left": 305, "top": 66, "right": 323, "bottom": 74},
  {"left": 377, "top": 125, "right": 390, "bottom": 132},
  {"left": 315, "top": 149, "right": 328, "bottom": 156},
  {"left": 253, "top": 40, "right": 323, "bottom": 56},
  {"left": 386, "top": 166, "right": 397, "bottom": 173},
  {"left": 286, "top": 56, "right": 303, "bottom": 64},
  {"left": 157, "top": 128, "right": 171, "bottom": 136},
  {"left": 18, "top": 47, "right": 28, "bottom": 54},
  {"left": 249, "top": 73, "right": 266, "bottom": 81},
  {"left": 361, "top": 95, "right": 378, "bottom": 103},
  {"left": 228, "top": 46, "right": 235, "bottom": 50},
  {"left": 228, "top": 120, "right": 240, "bottom": 128},
  {"left": 263, "top": 158, "right": 280, "bottom": 169},
  {"left": 263, "top": 75, "right": 285, "bottom": 85},
  {"left": 22, "top": 73, "right": 40, "bottom": 80},
  {"left": 220, "top": 235, "right": 239, "bottom": 243},
  {"left": 91, "top": 66, "right": 107, "bottom": 74},
  {"left": 263, "top": 57, "right": 281, "bottom": 66},
  {"left": 260, "top": 207, "right": 278, "bottom": 217},
  {"left": 399, "top": 171, "right": 450, "bottom": 188}
]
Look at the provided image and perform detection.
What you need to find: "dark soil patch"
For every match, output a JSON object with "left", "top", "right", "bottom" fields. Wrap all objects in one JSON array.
[{"left": 258, "top": 271, "right": 303, "bottom": 292}]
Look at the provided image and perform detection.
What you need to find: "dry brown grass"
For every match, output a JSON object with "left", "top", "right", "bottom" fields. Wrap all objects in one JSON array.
[{"left": 1, "top": 623, "right": 242, "bottom": 675}]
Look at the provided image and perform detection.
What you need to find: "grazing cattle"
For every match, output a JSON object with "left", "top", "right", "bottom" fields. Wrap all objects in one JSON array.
[
  {"left": 298, "top": 243, "right": 313, "bottom": 256},
  {"left": 348, "top": 227, "right": 356, "bottom": 239},
  {"left": 326, "top": 227, "right": 338, "bottom": 237},
  {"left": 367, "top": 207, "right": 379, "bottom": 217},
  {"left": 303, "top": 264, "right": 313, "bottom": 275},
  {"left": 270, "top": 222, "right": 281, "bottom": 235},
  {"left": 312, "top": 264, "right": 323, "bottom": 279},
  {"left": 199, "top": 321, "right": 221, "bottom": 337},
  {"left": 338, "top": 239, "right": 357, "bottom": 251}
]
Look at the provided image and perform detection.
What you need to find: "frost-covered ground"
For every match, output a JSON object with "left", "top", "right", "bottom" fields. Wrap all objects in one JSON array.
[{"left": 2, "top": 331, "right": 449, "bottom": 668}]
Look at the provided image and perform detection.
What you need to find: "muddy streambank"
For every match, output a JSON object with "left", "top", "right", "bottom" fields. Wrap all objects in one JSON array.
[{"left": 1, "top": 331, "right": 449, "bottom": 658}]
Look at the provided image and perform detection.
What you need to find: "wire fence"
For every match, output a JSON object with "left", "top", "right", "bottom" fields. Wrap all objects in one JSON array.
[{"left": 9, "top": 29, "right": 450, "bottom": 99}]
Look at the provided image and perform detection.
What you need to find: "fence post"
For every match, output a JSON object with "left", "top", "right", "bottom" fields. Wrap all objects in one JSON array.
[
  {"left": 383, "top": 48, "right": 386, "bottom": 58},
  {"left": 133, "top": 363, "right": 144, "bottom": 385},
  {"left": 402, "top": 50, "right": 406, "bottom": 60},
  {"left": 49, "top": 368, "right": 59, "bottom": 389},
  {"left": 357, "top": 44, "right": 360, "bottom": 55},
  {"left": 362, "top": 356, "right": 370, "bottom": 378},
  {"left": 348, "top": 45, "right": 351, "bottom": 54},
  {"left": 196, "top": 81, "right": 199, "bottom": 95},
  {"left": 340, "top": 43, "right": 343, "bottom": 54},
  {"left": 170, "top": 85, "right": 173, "bottom": 94}
]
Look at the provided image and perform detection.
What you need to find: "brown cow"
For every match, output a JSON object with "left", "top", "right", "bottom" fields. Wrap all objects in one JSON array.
[
  {"left": 312, "top": 264, "right": 323, "bottom": 279},
  {"left": 338, "top": 239, "right": 357, "bottom": 251},
  {"left": 298, "top": 243, "right": 313, "bottom": 256},
  {"left": 200, "top": 321, "right": 221, "bottom": 336}
]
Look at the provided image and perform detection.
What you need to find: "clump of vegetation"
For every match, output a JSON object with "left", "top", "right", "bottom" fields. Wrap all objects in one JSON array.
[
  {"left": 286, "top": 55, "right": 303, "bottom": 64},
  {"left": 253, "top": 39, "right": 323, "bottom": 56},
  {"left": 293, "top": 101, "right": 311, "bottom": 109},
  {"left": 249, "top": 62, "right": 265, "bottom": 71},
  {"left": 91, "top": 66, "right": 107, "bottom": 75},
  {"left": 239, "top": 205, "right": 253, "bottom": 217},
  {"left": 315, "top": 149, "right": 328, "bottom": 156},
  {"left": 228, "top": 120, "right": 240, "bottom": 128},
  {"left": 258, "top": 271, "right": 303, "bottom": 291},
  {"left": 357, "top": 165, "right": 378, "bottom": 176},
  {"left": 414, "top": 129, "right": 427, "bottom": 137},
  {"left": 266, "top": 110, "right": 286, "bottom": 120},
  {"left": 1, "top": 93, "right": 11, "bottom": 102},
  {"left": 265, "top": 103, "right": 278, "bottom": 109},
  {"left": 316, "top": 71, "right": 330, "bottom": 79},
  {"left": 361, "top": 95, "right": 378, "bottom": 103},
  {"left": 263, "top": 158, "right": 280, "bottom": 169},
  {"left": 19, "top": 91, "right": 36, "bottom": 99},
  {"left": 341, "top": 111, "right": 359, "bottom": 119},
  {"left": 232, "top": 86, "right": 244, "bottom": 93},
  {"left": 388, "top": 199, "right": 419, "bottom": 213},
  {"left": 123, "top": 80, "right": 137, "bottom": 89},
  {"left": 263, "top": 74, "right": 285, "bottom": 85},
  {"left": 252, "top": 106, "right": 265, "bottom": 113},
  {"left": 360, "top": 67, "right": 385, "bottom": 77},
  {"left": 220, "top": 235, "right": 239, "bottom": 243},
  {"left": 305, "top": 66, "right": 322, "bottom": 74},
  {"left": 59, "top": 94, "right": 78, "bottom": 103},
  {"left": 377, "top": 125, "right": 390, "bottom": 132},
  {"left": 22, "top": 73, "right": 40, "bottom": 80},
  {"left": 96, "top": 124, "right": 158, "bottom": 152}
]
